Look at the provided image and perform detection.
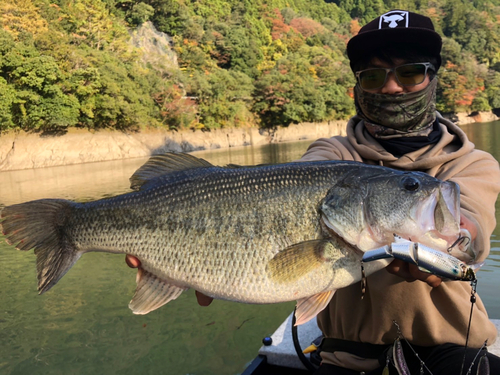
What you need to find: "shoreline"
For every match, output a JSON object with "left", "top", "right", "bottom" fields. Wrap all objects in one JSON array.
[
  {"left": 0, "top": 111, "right": 497, "bottom": 171},
  {"left": 0, "top": 121, "right": 348, "bottom": 171}
]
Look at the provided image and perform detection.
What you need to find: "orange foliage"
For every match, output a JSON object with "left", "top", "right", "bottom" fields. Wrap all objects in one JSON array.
[
  {"left": 153, "top": 85, "right": 198, "bottom": 129},
  {"left": 441, "top": 62, "right": 485, "bottom": 108},
  {"left": 349, "top": 19, "right": 361, "bottom": 36},
  {"left": 445, "top": 61, "right": 458, "bottom": 70},
  {"left": 423, "top": 7, "right": 443, "bottom": 25},
  {"left": 289, "top": 18, "right": 326, "bottom": 38},
  {"left": 270, "top": 8, "right": 290, "bottom": 40},
  {"left": 334, "top": 32, "right": 349, "bottom": 45},
  {"left": 183, "top": 39, "right": 198, "bottom": 47}
]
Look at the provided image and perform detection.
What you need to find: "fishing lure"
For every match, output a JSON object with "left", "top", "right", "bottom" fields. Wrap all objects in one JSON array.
[
  {"left": 476, "top": 353, "right": 490, "bottom": 375},
  {"left": 361, "top": 238, "right": 478, "bottom": 281},
  {"left": 393, "top": 338, "right": 411, "bottom": 375}
]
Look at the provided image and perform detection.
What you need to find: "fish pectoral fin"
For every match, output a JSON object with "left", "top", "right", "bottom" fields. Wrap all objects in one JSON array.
[
  {"left": 267, "top": 239, "right": 338, "bottom": 283},
  {"left": 129, "top": 268, "right": 187, "bottom": 315},
  {"left": 294, "top": 290, "right": 335, "bottom": 326}
]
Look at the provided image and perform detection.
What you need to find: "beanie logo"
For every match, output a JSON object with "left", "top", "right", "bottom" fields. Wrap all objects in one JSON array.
[{"left": 379, "top": 11, "right": 409, "bottom": 29}]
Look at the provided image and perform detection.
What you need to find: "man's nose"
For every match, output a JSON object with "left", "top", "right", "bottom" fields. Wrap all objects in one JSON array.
[{"left": 380, "top": 72, "right": 404, "bottom": 94}]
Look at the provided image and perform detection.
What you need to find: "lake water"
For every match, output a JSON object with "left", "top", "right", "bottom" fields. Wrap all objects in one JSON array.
[{"left": 1, "top": 123, "right": 500, "bottom": 375}]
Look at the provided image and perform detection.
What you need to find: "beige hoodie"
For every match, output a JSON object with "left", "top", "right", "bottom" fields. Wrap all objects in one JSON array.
[{"left": 300, "top": 113, "right": 500, "bottom": 369}]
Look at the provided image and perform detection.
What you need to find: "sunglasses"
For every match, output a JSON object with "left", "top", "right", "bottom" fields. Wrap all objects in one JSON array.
[{"left": 355, "top": 62, "right": 436, "bottom": 90}]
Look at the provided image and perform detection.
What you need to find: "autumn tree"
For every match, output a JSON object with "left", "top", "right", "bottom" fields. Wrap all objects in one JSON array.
[{"left": 0, "top": 0, "right": 48, "bottom": 38}]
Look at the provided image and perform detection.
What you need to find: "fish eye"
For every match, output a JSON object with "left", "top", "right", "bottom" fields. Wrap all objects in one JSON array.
[{"left": 401, "top": 176, "right": 420, "bottom": 191}]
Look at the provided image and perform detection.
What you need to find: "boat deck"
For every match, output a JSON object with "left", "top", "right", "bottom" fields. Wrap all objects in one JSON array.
[{"left": 243, "top": 314, "right": 500, "bottom": 374}]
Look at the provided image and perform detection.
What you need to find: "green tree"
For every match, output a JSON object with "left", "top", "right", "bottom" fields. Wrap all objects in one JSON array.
[
  {"left": 253, "top": 53, "right": 335, "bottom": 128},
  {"left": 143, "top": 0, "right": 190, "bottom": 35},
  {"left": 485, "top": 71, "right": 500, "bottom": 109},
  {"left": 127, "top": 2, "right": 155, "bottom": 26},
  {"left": 0, "top": 32, "right": 80, "bottom": 131},
  {"left": 186, "top": 68, "right": 254, "bottom": 128},
  {"left": 0, "top": 0, "right": 48, "bottom": 38},
  {"left": 0, "top": 77, "right": 17, "bottom": 130}
]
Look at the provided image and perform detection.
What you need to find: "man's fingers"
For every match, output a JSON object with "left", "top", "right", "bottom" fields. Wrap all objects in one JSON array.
[
  {"left": 408, "top": 265, "right": 442, "bottom": 287},
  {"left": 125, "top": 254, "right": 141, "bottom": 268},
  {"left": 386, "top": 259, "right": 442, "bottom": 287},
  {"left": 125, "top": 258, "right": 216, "bottom": 304},
  {"left": 386, "top": 259, "right": 417, "bottom": 282},
  {"left": 196, "top": 291, "right": 214, "bottom": 306}
]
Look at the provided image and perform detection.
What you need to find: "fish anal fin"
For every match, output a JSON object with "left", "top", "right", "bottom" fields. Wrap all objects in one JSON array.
[
  {"left": 130, "top": 153, "right": 214, "bottom": 190},
  {"left": 129, "top": 268, "right": 187, "bottom": 314},
  {"left": 267, "top": 239, "right": 339, "bottom": 283},
  {"left": 295, "top": 290, "right": 335, "bottom": 326}
]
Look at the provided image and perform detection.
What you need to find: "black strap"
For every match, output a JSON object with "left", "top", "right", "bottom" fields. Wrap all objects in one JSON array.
[
  {"left": 319, "top": 338, "right": 390, "bottom": 359},
  {"left": 291, "top": 308, "right": 317, "bottom": 373}
]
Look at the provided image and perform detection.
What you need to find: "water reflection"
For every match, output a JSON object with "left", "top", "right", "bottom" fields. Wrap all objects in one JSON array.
[
  {"left": 0, "top": 140, "right": 312, "bottom": 207},
  {"left": 0, "top": 158, "right": 147, "bottom": 206},
  {"left": 460, "top": 121, "right": 500, "bottom": 319},
  {"left": 462, "top": 121, "right": 500, "bottom": 158}
]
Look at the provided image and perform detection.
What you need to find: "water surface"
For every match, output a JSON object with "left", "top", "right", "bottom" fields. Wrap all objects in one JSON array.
[
  {"left": 0, "top": 141, "right": 311, "bottom": 375},
  {"left": 1, "top": 123, "right": 500, "bottom": 374}
]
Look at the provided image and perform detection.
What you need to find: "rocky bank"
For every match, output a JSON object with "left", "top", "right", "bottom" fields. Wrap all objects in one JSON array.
[
  {"left": 0, "top": 121, "right": 349, "bottom": 171},
  {"left": 0, "top": 111, "right": 497, "bottom": 171}
]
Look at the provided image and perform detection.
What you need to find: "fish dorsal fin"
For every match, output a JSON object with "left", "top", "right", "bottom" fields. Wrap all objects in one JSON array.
[
  {"left": 267, "top": 239, "right": 337, "bottom": 283},
  {"left": 130, "top": 153, "right": 214, "bottom": 190},
  {"left": 295, "top": 290, "right": 335, "bottom": 326},
  {"left": 129, "top": 268, "right": 187, "bottom": 314}
]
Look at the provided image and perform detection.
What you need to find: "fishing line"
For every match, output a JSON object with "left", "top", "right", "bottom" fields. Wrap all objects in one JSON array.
[
  {"left": 464, "top": 340, "right": 488, "bottom": 375},
  {"left": 460, "top": 278, "right": 478, "bottom": 375},
  {"left": 393, "top": 320, "right": 434, "bottom": 375}
]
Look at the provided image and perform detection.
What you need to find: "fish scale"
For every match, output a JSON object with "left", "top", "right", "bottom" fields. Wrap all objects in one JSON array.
[
  {"left": 64, "top": 165, "right": 329, "bottom": 298},
  {"left": 1, "top": 153, "right": 461, "bottom": 325}
]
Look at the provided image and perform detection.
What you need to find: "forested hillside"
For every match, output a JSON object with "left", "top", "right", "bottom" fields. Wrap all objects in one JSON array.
[{"left": 2, "top": 0, "right": 500, "bottom": 132}]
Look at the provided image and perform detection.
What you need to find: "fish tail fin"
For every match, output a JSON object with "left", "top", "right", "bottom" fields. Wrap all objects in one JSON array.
[{"left": 1, "top": 199, "right": 81, "bottom": 294}]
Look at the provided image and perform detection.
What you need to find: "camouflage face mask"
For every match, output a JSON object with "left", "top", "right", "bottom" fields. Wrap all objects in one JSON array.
[{"left": 354, "top": 78, "right": 437, "bottom": 136}]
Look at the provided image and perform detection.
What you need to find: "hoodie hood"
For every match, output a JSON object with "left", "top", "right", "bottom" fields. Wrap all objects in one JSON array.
[{"left": 346, "top": 112, "right": 475, "bottom": 171}]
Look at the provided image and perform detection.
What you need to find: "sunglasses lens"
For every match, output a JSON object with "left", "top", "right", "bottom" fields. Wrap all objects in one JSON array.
[
  {"left": 395, "top": 64, "right": 427, "bottom": 85},
  {"left": 359, "top": 69, "right": 387, "bottom": 90}
]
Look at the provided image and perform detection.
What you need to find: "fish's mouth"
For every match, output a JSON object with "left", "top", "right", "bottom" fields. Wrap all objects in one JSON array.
[{"left": 410, "top": 181, "right": 461, "bottom": 250}]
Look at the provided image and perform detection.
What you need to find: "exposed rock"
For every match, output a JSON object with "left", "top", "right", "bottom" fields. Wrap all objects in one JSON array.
[
  {"left": 0, "top": 121, "right": 347, "bottom": 171},
  {"left": 442, "top": 111, "right": 499, "bottom": 125},
  {"left": 2, "top": 110, "right": 495, "bottom": 171},
  {"left": 129, "top": 21, "right": 178, "bottom": 71}
]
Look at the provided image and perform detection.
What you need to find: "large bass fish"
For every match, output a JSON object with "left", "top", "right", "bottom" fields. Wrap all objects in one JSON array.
[{"left": 1, "top": 153, "right": 460, "bottom": 324}]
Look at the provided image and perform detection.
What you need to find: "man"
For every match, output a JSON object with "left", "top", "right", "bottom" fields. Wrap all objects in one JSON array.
[
  {"left": 296, "top": 9, "right": 500, "bottom": 375},
  {"left": 127, "top": 10, "right": 500, "bottom": 374}
]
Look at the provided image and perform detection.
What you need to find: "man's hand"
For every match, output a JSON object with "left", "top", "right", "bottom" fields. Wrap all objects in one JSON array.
[
  {"left": 125, "top": 255, "right": 214, "bottom": 306},
  {"left": 386, "top": 259, "right": 442, "bottom": 287},
  {"left": 125, "top": 254, "right": 141, "bottom": 268},
  {"left": 386, "top": 214, "right": 478, "bottom": 287},
  {"left": 195, "top": 291, "right": 214, "bottom": 306}
]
